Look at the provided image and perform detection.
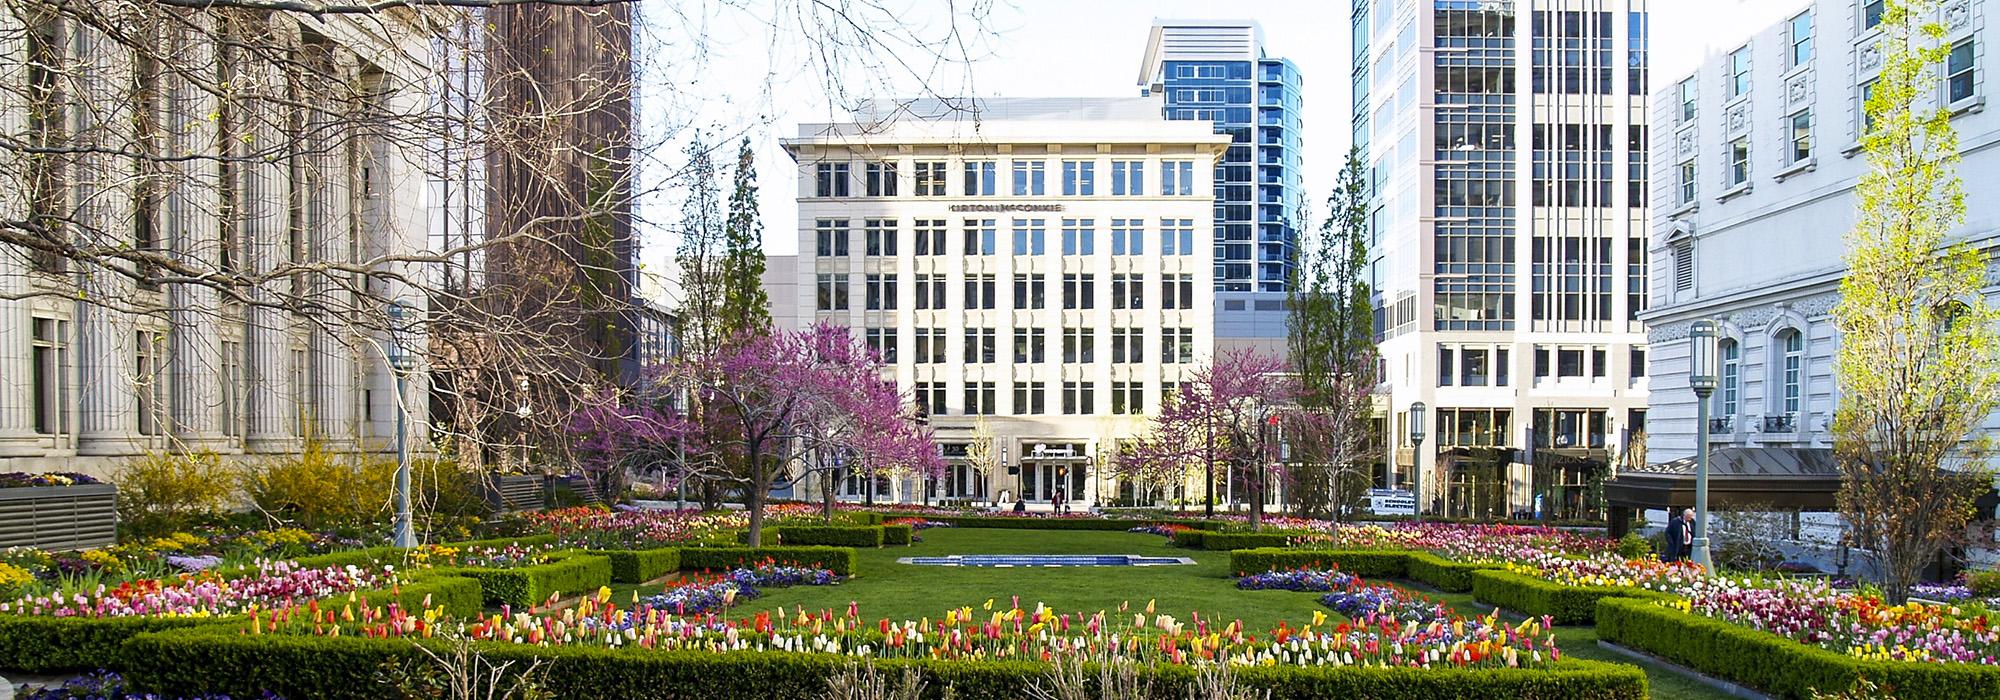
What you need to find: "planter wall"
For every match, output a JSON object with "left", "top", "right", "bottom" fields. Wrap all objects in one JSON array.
[
  {"left": 0, "top": 483, "right": 118, "bottom": 550},
  {"left": 485, "top": 474, "right": 546, "bottom": 512}
]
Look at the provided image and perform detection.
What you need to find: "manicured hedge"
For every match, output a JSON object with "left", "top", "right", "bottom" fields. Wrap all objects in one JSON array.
[
  {"left": 840, "top": 511, "right": 886, "bottom": 525},
  {"left": 1198, "top": 531, "right": 1316, "bottom": 551},
  {"left": 771, "top": 525, "right": 885, "bottom": 547},
  {"left": 890, "top": 515, "right": 1228, "bottom": 532},
  {"left": 1170, "top": 529, "right": 1208, "bottom": 548},
  {"left": 678, "top": 546, "right": 858, "bottom": 577},
  {"left": 430, "top": 552, "right": 613, "bottom": 608},
  {"left": 1596, "top": 596, "right": 2000, "bottom": 700},
  {"left": 1405, "top": 552, "right": 1502, "bottom": 593},
  {"left": 1228, "top": 549, "right": 1409, "bottom": 578},
  {"left": 597, "top": 547, "right": 681, "bottom": 584},
  {"left": 121, "top": 625, "right": 1649, "bottom": 700},
  {"left": 883, "top": 524, "right": 914, "bottom": 546},
  {"left": 1469, "top": 570, "right": 1669, "bottom": 626}
]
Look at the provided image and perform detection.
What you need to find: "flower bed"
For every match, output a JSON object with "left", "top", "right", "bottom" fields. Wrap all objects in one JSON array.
[
  {"left": 0, "top": 472, "right": 101, "bottom": 488},
  {"left": 1668, "top": 577, "right": 2000, "bottom": 665},
  {"left": 643, "top": 564, "right": 843, "bottom": 616},
  {"left": 1237, "top": 568, "right": 1357, "bottom": 592},
  {"left": 0, "top": 561, "right": 386, "bottom": 619}
]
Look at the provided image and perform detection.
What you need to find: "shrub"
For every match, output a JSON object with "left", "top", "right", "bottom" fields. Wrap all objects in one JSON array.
[
  {"left": 599, "top": 548, "right": 681, "bottom": 584},
  {"left": 1228, "top": 549, "right": 1409, "bottom": 578},
  {"left": 113, "top": 451, "right": 235, "bottom": 536},
  {"left": 678, "top": 546, "right": 858, "bottom": 578},
  {"left": 771, "top": 526, "right": 885, "bottom": 548},
  {"left": 431, "top": 552, "right": 612, "bottom": 608},
  {"left": 892, "top": 516, "right": 1226, "bottom": 532},
  {"left": 1169, "top": 529, "right": 1207, "bottom": 548},
  {"left": 412, "top": 455, "right": 493, "bottom": 536},
  {"left": 238, "top": 438, "right": 398, "bottom": 529},
  {"left": 1968, "top": 569, "right": 2000, "bottom": 598},
  {"left": 882, "top": 524, "right": 914, "bottom": 546},
  {"left": 1615, "top": 533, "right": 1653, "bottom": 560},
  {"left": 1405, "top": 552, "right": 1501, "bottom": 593},
  {"left": 1198, "top": 532, "right": 1312, "bottom": 551},
  {"left": 1471, "top": 570, "right": 1668, "bottom": 626},
  {"left": 0, "top": 615, "right": 223, "bottom": 673}
]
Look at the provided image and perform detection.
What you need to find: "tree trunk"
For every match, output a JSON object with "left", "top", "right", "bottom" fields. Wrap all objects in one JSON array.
[
  {"left": 745, "top": 444, "right": 767, "bottom": 547},
  {"left": 820, "top": 462, "right": 838, "bottom": 523},
  {"left": 1248, "top": 461, "right": 1264, "bottom": 531}
]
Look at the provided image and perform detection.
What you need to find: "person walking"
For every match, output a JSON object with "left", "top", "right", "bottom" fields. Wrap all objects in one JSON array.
[
  {"left": 1662, "top": 508, "right": 1687, "bottom": 562},
  {"left": 1678, "top": 508, "right": 1696, "bottom": 563},
  {"left": 1052, "top": 487, "right": 1067, "bottom": 514}
]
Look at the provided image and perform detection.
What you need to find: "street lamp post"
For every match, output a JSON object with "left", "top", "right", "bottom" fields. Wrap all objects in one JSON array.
[
  {"left": 1687, "top": 320, "right": 1720, "bottom": 569},
  {"left": 1409, "top": 401, "right": 1427, "bottom": 524},
  {"left": 387, "top": 300, "right": 416, "bottom": 549}
]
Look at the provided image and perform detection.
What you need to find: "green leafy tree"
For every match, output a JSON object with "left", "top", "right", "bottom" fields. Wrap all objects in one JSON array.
[
  {"left": 1833, "top": 0, "right": 2000, "bottom": 604},
  {"left": 675, "top": 133, "right": 728, "bottom": 359},
  {"left": 719, "top": 137, "right": 773, "bottom": 338},
  {"left": 1286, "top": 147, "right": 1380, "bottom": 519}
]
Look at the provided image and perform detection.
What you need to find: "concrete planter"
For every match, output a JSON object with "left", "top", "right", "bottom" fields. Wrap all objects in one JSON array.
[{"left": 0, "top": 483, "right": 118, "bottom": 550}]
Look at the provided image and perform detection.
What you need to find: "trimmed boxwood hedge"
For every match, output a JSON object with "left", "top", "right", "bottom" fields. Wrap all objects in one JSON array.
[
  {"left": 597, "top": 547, "right": 682, "bottom": 584},
  {"left": 430, "top": 552, "right": 613, "bottom": 608},
  {"left": 1468, "top": 570, "right": 1670, "bottom": 626},
  {"left": 1228, "top": 549, "right": 1411, "bottom": 578},
  {"left": 1405, "top": 552, "right": 1502, "bottom": 593},
  {"left": 120, "top": 625, "right": 1649, "bottom": 700},
  {"left": 1596, "top": 596, "right": 2000, "bottom": 700},
  {"left": 678, "top": 546, "right": 858, "bottom": 577},
  {"left": 1170, "top": 529, "right": 1208, "bottom": 548},
  {"left": 770, "top": 525, "right": 885, "bottom": 547},
  {"left": 883, "top": 524, "right": 914, "bottom": 546},
  {"left": 1198, "top": 531, "right": 1318, "bottom": 551},
  {"left": 888, "top": 515, "right": 1228, "bottom": 532}
]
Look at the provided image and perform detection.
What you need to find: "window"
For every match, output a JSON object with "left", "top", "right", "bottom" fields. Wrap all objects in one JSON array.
[
  {"left": 1013, "top": 328, "right": 1045, "bottom": 363},
  {"left": 1160, "top": 218, "right": 1194, "bottom": 256},
  {"left": 963, "top": 161, "right": 996, "bottom": 196},
  {"left": 1110, "top": 219, "right": 1144, "bottom": 255},
  {"left": 864, "top": 219, "right": 897, "bottom": 256},
  {"left": 914, "top": 219, "right": 946, "bottom": 256},
  {"left": 1862, "top": 0, "right": 1885, "bottom": 31},
  {"left": 1677, "top": 161, "right": 1697, "bottom": 204},
  {"left": 1060, "top": 219, "right": 1094, "bottom": 255},
  {"left": 1949, "top": 39, "right": 1976, "bottom": 104},
  {"left": 31, "top": 318, "right": 66, "bottom": 435},
  {"left": 1860, "top": 79, "right": 1878, "bottom": 134},
  {"left": 221, "top": 340, "right": 242, "bottom": 437},
  {"left": 914, "top": 274, "right": 945, "bottom": 309},
  {"left": 865, "top": 161, "right": 897, "bottom": 196},
  {"left": 1438, "top": 346, "right": 1455, "bottom": 387},
  {"left": 290, "top": 348, "right": 307, "bottom": 436},
  {"left": 1062, "top": 381, "right": 1095, "bottom": 415},
  {"left": 1111, "top": 328, "right": 1143, "bottom": 363},
  {"left": 815, "top": 162, "right": 850, "bottom": 197},
  {"left": 1535, "top": 346, "right": 1552, "bottom": 378},
  {"left": 1788, "top": 110, "right": 1813, "bottom": 164},
  {"left": 815, "top": 274, "right": 849, "bottom": 310},
  {"left": 1013, "top": 274, "right": 1045, "bottom": 309},
  {"left": 864, "top": 273, "right": 897, "bottom": 310},
  {"left": 1788, "top": 12, "right": 1813, "bottom": 67},
  {"left": 1719, "top": 338, "right": 1741, "bottom": 416},
  {"left": 916, "top": 381, "right": 947, "bottom": 415},
  {"left": 1014, "top": 382, "right": 1046, "bottom": 414},
  {"left": 963, "top": 328, "right": 996, "bottom": 363},
  {"left": 1161, "top": 160, "right": 1195, "bottom": 195},
  {"left": 1672, "top": 239, "right": 1695, "bottom": 292},
  {"left": 1162, "top": 327, "right": 1195, "bottom": 364},
  {"left": 964, "top": 274, "right": 996, "bottom": 310},
  {"left": 1727, "top": 46, "right": 1750, "bottom": 99},
  {"left": 1062, "top": 327, "right": 1095, "bottom": 364},
  {"left": 1678, "top": 77, "right": 1698, "bottom": 122},
  {"left": 962, "top": 219, "right": 996, "bottom": 255},
  {"left": 1462, "top": 348, "right": 1490, "bottom": 386},
  {"left": 1630, "top": 347, "right": 1648, "bottom": 378},
  {"left": 1111, "top": 382, "right": 1143, "bottom": 415},
  {"left": 1111, "top": 160, "right": 1144, "bottom": 196},
  {"left": 1497, "top": 348, "right": 1511, "bottom": 386},
  {"left": 1779, "top": 330, "right": 1804, "bottom": 415},
  {"left": 1163, "top": 273, "right": 1194, "bottom": 309},
  {"left": 814, "top": 219, "right": 850, "bottom": 257},
  {"left": 914, "top": 161, "right": 946, "bottom": 196},
  {"left": 1591, "top": 347, "right": 1608, "bottom": 378},
  {"left": 1012, "top": 219, "right": 1046, "bottom": 255},
  {"left": 1011, "top": 160, "right": 1045, "bottom": 196},
  {"left": 915, "top": 328, "right": 947, "bottom": 364},
  {"left": 1061, "top": 160, "right": 1095, "bottom": 196},
  {"left": 1111, "top": 273, "right": 1144, "bottom": 309},
  {"left": 1557, "top": 348, "right": 1585, "bottom": 377},
  {"left": 1062, "top": 273, "right": 1095, "bottom": 309},
  {"left": 1726, "top": 138, "right": 1749, "bottom": 187},
  {"left": 864, "top": 328, "right": 897, "bottom": 362}
]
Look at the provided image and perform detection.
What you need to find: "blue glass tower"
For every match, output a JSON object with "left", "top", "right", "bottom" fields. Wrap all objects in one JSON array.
[{"left": 1140, "top": 21, "right": 1304, "bottom": 293}]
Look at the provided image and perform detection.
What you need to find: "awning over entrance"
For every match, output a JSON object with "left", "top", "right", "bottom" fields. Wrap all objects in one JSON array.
[{"left": 1604, "top": 446, "right": 1841, "bottom": 514}]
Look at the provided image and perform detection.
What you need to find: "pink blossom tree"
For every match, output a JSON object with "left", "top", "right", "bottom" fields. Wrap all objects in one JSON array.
[
  {"left": 1119, "top": 349, "right": 1297, "bottom": 529},
  {"left": 565, "top": 382, "right": 698, "bottom": 500}
]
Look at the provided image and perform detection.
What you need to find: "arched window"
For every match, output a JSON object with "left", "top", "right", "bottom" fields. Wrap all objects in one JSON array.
[
  {"left": 1718, "top": 339, "right": 1740, "bottom": 417},
  {"left": 1778, "top": 330, "right": 1804, "bottom": 417}
]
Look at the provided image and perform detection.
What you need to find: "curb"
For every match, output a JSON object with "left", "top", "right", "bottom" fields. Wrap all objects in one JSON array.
[{"left": 1595, "top": 640, "right": 1771, "bottom": 700}]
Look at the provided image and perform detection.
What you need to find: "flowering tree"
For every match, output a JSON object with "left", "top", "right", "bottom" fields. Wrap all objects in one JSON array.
[
  {"left": 1121, "top": 349, "right": 1297, "bottom": 529},
  {"left": 565, "top": 388, "right": 690, "bottom": 500}
]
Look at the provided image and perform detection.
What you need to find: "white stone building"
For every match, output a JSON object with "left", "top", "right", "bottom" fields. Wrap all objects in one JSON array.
[{"left": 772, "top": 98, "right": 1230, "bottom": 508}]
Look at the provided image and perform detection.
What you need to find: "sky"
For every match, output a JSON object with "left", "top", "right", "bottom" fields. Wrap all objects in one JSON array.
[{"left": 631, "top": 0, "right": 1796, "bottom": 302}]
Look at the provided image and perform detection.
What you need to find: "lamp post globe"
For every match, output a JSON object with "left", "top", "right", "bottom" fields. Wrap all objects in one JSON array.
[
  {"left": 1687, "top": 320, "right": 1720, "bottom": 570},
  {"left": 1409, "top": 401, "right": 1427, "bottom": 522}
]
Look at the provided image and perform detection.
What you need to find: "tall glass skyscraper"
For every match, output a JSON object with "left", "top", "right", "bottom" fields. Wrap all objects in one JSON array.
[{"left": 1139, "top": 21, "right": 1304, "bottom": 294}]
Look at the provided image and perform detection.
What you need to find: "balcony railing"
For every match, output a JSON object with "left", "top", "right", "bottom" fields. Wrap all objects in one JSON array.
[
  {"left": 1761, "top": 414, "right": 1797, "bottom": 434},
  {"left": 1708, "top": 417, "right": 1734, "bottom": 435}
]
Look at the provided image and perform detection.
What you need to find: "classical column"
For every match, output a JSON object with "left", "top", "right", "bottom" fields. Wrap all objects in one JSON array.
[
  {"left": 241, "top": 52, "right": 295, "bottom": 453},
  {"left": 74, "top": 27, "right": 142, "bottom": 457},
  {"left": 0, "top": 13, "right": 40, "bottom": 455},
  {"left": 308, "top": 52, "right": 356, "bottom": 446},
  {"left": 166, "top": 23, "right": 225, "bottom": 446}
]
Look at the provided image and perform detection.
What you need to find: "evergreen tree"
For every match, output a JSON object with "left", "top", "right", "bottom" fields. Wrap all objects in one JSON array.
[
  {"left": 675, "top": 133, "right": 727, "bottom": 359},
  {"left": 1285, "top": 147, "right": 1379, "bottom": 519},
  {"left": 719, "top": 137, "right": 772, "bottom": 337}
]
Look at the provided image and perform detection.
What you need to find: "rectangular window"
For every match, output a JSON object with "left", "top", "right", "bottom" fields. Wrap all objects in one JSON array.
[
  {"left": 1949, "top": 39, "right": 1977, "bottom": 104},
  {"left": 1160, "top": 218, "right": 1194, "bottom": 256},
  {"left": 915, "top": 328, "right": 947, "bottom": 364},
  {"left": 1062, "top": 327, "right": 1095, "bottom": 364},
  {"left": 1062, "top": 273, "right": 1095, "bottom": 309},
  {"left": 1534, "top": 346, "right": 1552, "bottom": 378},
  {"left": 1111, "top": 273, "right": 1144, "bottom": 310},
  {"left": 1111, "top": 160, "right": 1144, "bottom": 196},
  {"left": 1677, "top": 161, "right": 1697, "bottom": 204},
  {"left": 1161, "top": 161, "right": 1195, "bottom": 195},
  {"left": 1111, "top": 382, "right": 1143, "bottom": 415},
  {"left": 1557, "top": 348, "right": 1585, "bottom": 377},
  {"left": 1438, "top": 346, "right": 1455, "bottom": 387},
  {"left": 1672, "top": 240, "right": 1695, "bottom": 292},
  {"left": 1013, "top": 274, "right": 1045, "bottom": 309},
  {"left": 1011, "top": 219, "right": 1046, "bottom": 255},
  {"left": 865, "top": 161, "right": 897, "bottom": 196},
  {"left": 914, "top": 219, "right": 946, "bottom": 256},
  {"left": 1110, "top": 219, "right": 1144, "bottom": 255},
  {"left": 1061, "top": 160, "right": 1095, "bottom": 196},
  {"left": 1060, "top": 219, "right": 1095, "bottom": 255},
  {"left": 221, "top": 340, "right": 242, "bottom": 437},
  {"left": 1591, "top": 347, "right": 1608, "bottom": 378},
  {"left": 1062, "top": 381, "right": 1095, "bottom": 415},
  {"left": 1788, "top": 110, "right": 1813, "bottom": 164},
  {"left": 815, "top": 162, "right": 850, "bottom": 197},
  {"left": 1162, "top": 273, "right": 1194, "bottom": 310},
  {"left": 864, "top": 273, "right": 897, "bottom": 310},
  {"left": 864, "top": 219, "right": 897, "bottom": 256},
  {"left": 1011, "top": 160, "right": 1046, "bottom": 196},
  {"left": 1014, "top": 382, "right": 1046, "bottom": 414},
  {"left": 31, "top": 318, "right": 65, "bottom": 435},
  {"left": 964, "top": 274, "right": 996, "bottom": 310},
  {"left": 916, "top": 381, "right": 947, "bottom": 415},
  {"left": 1726, "top": 138, "right": 1750, "bottom": 187},
  {"left": 814, "top": 219, "right": 850, "bottom": 257},
  {"left": 1496, "top": 348, "right": 1511, "bottom": 387},
  {"left": 1727, "top": 46, "right": 1750, "bottom": 99},
  {"left": 914, "top": 161, "right": 947, "bottom": 196},
  {"left": 1860, "top": 79, "right": 1878, "bottom": 134},
  {"left": 864, "top": 328, "right": 897, "bottom": 362},
  {"left": 962, "top": 219, "right": 997, "bottom": 256},
  {"left": 1630, "top": 347, "right": 1648, "bottom": 379},
  {"left": 1788, "top": 12, "right": 1814, "bottom": 67},
  {"left": 1678, "top": 77, "right": 1698, "bottom": 122},
  {"left": 1863, "top": 0, "right": 1885, "bottom": 31},
  {"left": 962, "top": 161, "right": 996, "bottom": 196},
  {"left": 1462, "top": 348, "right": 1490, "bottom": 387},
  {"left": 963, "top": 328, "right": 996, "bottom": 364},
  {"left": 815, "top": 274, "right": 849, "bottom": 310},
  {"left": 1111, "top": 327, "right": 1143, "bottom": 364},
  {"left": 1162, "top": 328, "right": 1195, "bottom": 364},
  {"left": 1013, "top": 328, "right": 1045, "bottom": 363}
]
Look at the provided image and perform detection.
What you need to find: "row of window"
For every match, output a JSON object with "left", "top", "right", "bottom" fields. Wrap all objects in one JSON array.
[
  {"left": 813, "top": 160, "right": 1199, "bottom": 198},
  {"left": 1711, "top": 330, "right": 1807, "bottom": 422},
  {"left": 814, "top": 218, "right": 1198, "bottom": 258},
  {"left": 1422, "top": 407, "right": 1642, "bottom": 451},
  {"left": 1435, "top": 344, "right": 1647, "bottom": 387},
  {"left": 821, "top": 273, "right": 1198, "bottom": 312},
  {"left": 862, "top": 326, "right": 1199, "bottom": 366},
  {"left": 913, "top": 379, "right": 1167, "bottom": 416}
]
